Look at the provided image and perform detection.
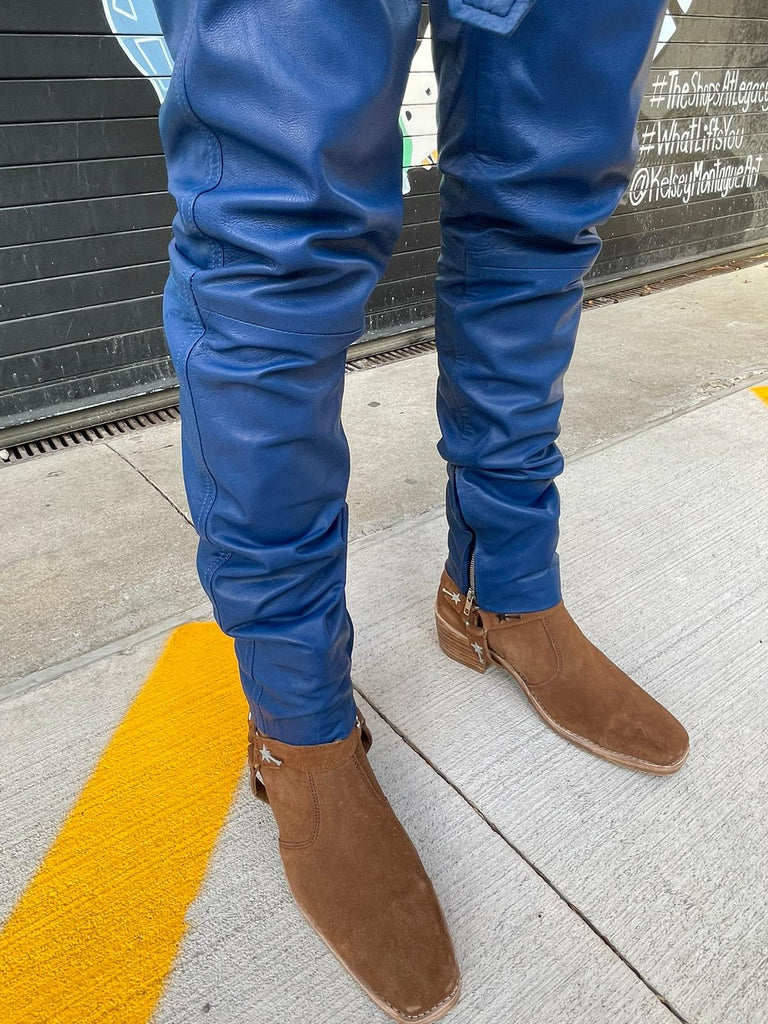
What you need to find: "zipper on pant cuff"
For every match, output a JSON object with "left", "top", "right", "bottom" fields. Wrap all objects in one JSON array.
[{"left": 463, "top": 547, "right": 477, "bottom": 617}]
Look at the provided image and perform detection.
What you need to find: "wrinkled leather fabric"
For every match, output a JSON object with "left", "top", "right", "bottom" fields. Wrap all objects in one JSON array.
[
  {"left": 152, "top": 0, "right": 422, "bottom": 744},
  {"left": 152, "top": 0, "right": 667, "bottom": 742},
  {"left": 431, "top": 0, "right": 667, "bottom": 613}
]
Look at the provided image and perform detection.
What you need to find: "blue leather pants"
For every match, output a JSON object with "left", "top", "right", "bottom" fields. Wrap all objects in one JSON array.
[{"left": 152, "top": 0, "right": 667, "bottom": 743}]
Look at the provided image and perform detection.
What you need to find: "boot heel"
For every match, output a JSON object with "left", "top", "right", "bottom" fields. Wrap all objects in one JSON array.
[{"left": 435, "top": 607, "right": 488, "bottom": 674}]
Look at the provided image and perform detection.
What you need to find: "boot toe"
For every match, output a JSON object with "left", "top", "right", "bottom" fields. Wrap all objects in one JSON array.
[
  {"left": 595, "top": 690, "right": 689, "bottom": 773},
  {"left": 387, "top": 979, "right": 462, "bottom": 1024},
  {"left": 293, "top": 861, "right": 461, "bottom": 1023},
  {"left": 373, "top": 950, "right": 460, "bottom": 1024},
  {"left": 634, "top": 709, "right": 689, "bottom": 771}
]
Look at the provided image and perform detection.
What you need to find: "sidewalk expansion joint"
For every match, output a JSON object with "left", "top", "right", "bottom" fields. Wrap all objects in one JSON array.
[
  {"left": 105, "top": 441, "right": 193, "bottom": 526},
  {"left": 564, "top": 370, "right": 768, "bottom": 465},
  {"left": 349, "top": 369, "right": 768, "bottom": 556},
  {"left": 0, "top": 602, "right": 213, "bottom": 704},
  {"left": 355, "top": 689, "right": 692, "bottom": 1024}
]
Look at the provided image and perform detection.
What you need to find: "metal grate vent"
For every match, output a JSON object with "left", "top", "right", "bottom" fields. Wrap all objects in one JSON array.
[
  {"left": 346, "top": 339, "right": 435, "bottom": 372},
  {"left": 1, "top": 335, "right": 439, "bottom": 466},
  {"left": 0, "top": 407, "right": 181, "bottom": 466}
]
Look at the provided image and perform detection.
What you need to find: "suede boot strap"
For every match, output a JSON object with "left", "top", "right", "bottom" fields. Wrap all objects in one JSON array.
[{"left": 248, "top": 712, "right": 373, "bottom": 804}]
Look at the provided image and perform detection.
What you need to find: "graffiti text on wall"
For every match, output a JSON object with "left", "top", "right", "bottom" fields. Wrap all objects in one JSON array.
[{"left": 629, "top": 66, "right": 768, "bottom": 208}]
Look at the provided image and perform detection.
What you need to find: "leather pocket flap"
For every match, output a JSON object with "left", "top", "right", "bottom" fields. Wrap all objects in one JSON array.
[{"left": 446, "top": 0, "right": 538, "bottom": 35}]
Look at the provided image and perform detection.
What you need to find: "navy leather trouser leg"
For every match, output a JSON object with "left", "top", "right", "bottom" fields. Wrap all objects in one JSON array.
[
  {"left": 152, "top": 0, "right": 666, "bottom": 742},
  {"left": 429, "top": 0, "right": 667, "bottom": 612},
  {"left": 152, "top": 0, "right": 421, "bottom": 743}
]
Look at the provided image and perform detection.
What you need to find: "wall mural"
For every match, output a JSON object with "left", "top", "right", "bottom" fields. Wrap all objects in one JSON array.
[
  {"left": 104, "top": 2, "right": 693, "bottom": 194},
  {"left": 98, "top": 0, "right": 768, "bottom": 312},
  {"left": 655, "top": 0, "right": 693, "bottom": 59},
  {"left": 2, "top": 0, "right": 766, "bottom": 436},
  {"left": 100, "top": 0, "right": 172, "bottom": 102}
]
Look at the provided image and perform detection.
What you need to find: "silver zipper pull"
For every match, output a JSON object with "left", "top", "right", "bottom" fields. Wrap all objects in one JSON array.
[{"left": 463, "top": 587, "right": 475, "bottom": 618}]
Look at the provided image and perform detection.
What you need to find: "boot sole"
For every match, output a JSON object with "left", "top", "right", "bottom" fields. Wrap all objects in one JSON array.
[
  {"left": 435, "top": 603, "right": 689, "bottom": 777},
  {"left": 292, "top": 896, "right": 461, "bottom": 1024}
]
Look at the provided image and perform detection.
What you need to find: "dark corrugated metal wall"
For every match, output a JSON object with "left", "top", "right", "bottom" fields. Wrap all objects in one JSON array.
[
  {"left": 1, "top": 0, "right": 767, "bottom": 440},
  {"left": 0, "top": 1, "right": 175, "bottom": 436}
]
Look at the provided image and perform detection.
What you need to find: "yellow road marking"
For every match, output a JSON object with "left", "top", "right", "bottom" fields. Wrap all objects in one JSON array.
[
  {"left": 751, "top": 385, "right": 768, "bottom": 406},
  {"left": 0, "top": 623, "right": 247, "bottom": 1024}
]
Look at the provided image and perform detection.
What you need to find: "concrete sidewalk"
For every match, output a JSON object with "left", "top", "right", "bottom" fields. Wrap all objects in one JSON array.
[{"left": 1, "top": 262, "right": 767, "bottom": 1024}]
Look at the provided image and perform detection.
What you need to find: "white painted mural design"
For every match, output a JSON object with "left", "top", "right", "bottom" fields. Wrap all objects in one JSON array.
[
  {"left": 655, "top": 0, "right": 693, "bottom": 60},
  {"left": 101, "top": 0, "right": 172, "bottom": 102}
]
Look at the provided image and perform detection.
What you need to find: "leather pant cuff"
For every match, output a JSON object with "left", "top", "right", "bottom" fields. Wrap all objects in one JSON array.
[
  {"left": 446, "top": 552, "right": 562, "bottom": 615},
  {"left": 247, "top": 691, "right": 359, "bottom": 747}
]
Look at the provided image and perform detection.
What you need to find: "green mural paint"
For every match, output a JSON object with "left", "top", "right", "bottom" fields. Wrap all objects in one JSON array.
[{"left": 400, "top": 118, "right": 414, "bottom": 171}]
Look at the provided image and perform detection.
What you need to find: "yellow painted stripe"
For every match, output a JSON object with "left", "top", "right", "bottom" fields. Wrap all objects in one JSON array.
[
  {"left": 0, "top": 623, "right": 246, "bottom": 1024},
  {"left": 751, "top": 385, "right": 768, "bottom": 406}
]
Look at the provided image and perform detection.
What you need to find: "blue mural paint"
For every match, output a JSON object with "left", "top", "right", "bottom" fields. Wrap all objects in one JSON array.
[{"left": 101, "top": 0, "right": 173, "bottom": 101}]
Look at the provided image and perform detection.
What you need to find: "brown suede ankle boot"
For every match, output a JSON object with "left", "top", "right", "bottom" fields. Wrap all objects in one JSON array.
[
  {"left": 248, "top": 711, "right": 461, "bottom": 1023},
  {"left": 435, "top": 569, "right": 689, "bottom": 775}
]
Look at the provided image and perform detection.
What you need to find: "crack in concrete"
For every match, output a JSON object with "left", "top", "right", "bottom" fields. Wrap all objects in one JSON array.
[{"left": 105, "top": 441, "right": 193, "bottom": 526}]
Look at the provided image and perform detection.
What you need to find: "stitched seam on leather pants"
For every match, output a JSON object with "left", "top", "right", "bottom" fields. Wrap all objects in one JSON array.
[
  {"left": 243, "top": 637, "right": 265, "bottom": 735},
  {"left": 172, "top": 0, "right": 232, "bottom": 625}
]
